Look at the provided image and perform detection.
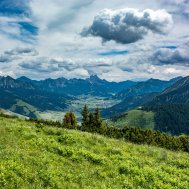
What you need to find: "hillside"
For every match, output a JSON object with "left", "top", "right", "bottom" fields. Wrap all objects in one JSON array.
[
  {"left": 148, "top": 76, "right": 189, "bottom": 105},
  {"left": 109, "top": 109, "right": 155, "bottom": 129},
  {"left": 143, "top": 104, "right": 189, "bottom": 135},
  {"left": 102, "top": 77, "right": 182, "bottom": 118},
  {"left": 0, "top": 76, "right": 73, "bottom": 117},
  {"left": 102, "top": 93, "right": 157, "bottom": 117},
  {"left": 115, "top": 77, "right": 182, "bottom": 99},
  {"left": 0, "top": 116, "right": 189, "bottom": 189},
  {"left": 108, "top": 106, "right": 189, "bottom": 136}
]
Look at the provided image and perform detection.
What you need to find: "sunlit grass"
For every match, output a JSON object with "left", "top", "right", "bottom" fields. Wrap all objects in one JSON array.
[{"left": 0, "top": 116, "right": 189, "bottom": 189}]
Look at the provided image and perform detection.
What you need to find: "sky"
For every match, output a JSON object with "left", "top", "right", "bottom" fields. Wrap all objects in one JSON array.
[{"left": 0, "top": 0, "right": 189, "bottom": 81}]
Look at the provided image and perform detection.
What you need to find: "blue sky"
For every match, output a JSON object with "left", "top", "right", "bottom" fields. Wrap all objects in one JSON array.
[
  {"left": 0, "top": 0, "right": 189, "bottom": 81},
  {"left": 98, "top": 50, "right": 129, "bottom": 56}
]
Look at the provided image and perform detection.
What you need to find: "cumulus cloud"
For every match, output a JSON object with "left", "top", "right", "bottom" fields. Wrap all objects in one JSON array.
[
  {"left": 81, "top": 8, "right": 173, "bottom": 44},
  {"left": 19, "top": 57, "right": 112, "bottom": 74},
  {"left": 0, "top": 47, "right": 38, "bottom": 64},
  {"left": 152, "top": 41, "right": 189, "bottom": 65}
]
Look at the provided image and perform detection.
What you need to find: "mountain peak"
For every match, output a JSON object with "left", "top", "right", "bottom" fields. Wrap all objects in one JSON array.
[
  {"left": 17, "top": 76, "right": 32, "bottom": 82},
  {"left": 89, "top": 75, "right": 101, "bottom": 80},
  {"left": 169, "top": 76, "right": 183, "bottom": 83},
  {"left": 87, "top": 75, "right": 104, "bottom": 84}
]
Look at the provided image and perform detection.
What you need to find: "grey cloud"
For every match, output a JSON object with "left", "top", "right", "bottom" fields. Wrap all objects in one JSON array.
[
  {"left": 152, "top": 41, "right": 189, "bottom": 65},
  {"left": 20, "top": 58, "right": 59, "bottom": 73},
  {"left": 0, "top": 54, "right": 13, "bottom": 63},
  {"left": 5, "top": 47, "right": 38, "bottom": 56},
  {"left": 0, "top": 47, "right": 38, "bottom": 63},
  {"left": 81, "top": 8, "right": 173, "bottom": 44},
  {"left": 18, "top": 57, "right": 116, "bottom": 81}
]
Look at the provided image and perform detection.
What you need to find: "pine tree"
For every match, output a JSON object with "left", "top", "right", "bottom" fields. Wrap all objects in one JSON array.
[
  {"left": 88, "top": 112, "right": 95, "bottom": 131},
  {"left": 94, "top": 107, "right": 103, "bottom": 130},
  {"left": 81, "top": 105, "right": 89, "bottom": 129},
  {"left": 63, "top": 112, "right": 77, "bottom": 129}
]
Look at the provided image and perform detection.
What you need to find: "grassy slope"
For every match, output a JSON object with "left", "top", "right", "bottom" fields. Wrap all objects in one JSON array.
[
  {"left": 9, "top": 100, "right": 39, "bottom": 118},
  {"left": 109, "top": 110, "right": 155, "bottom": 129},
  {"left": 0, "top": 117, "right": 189, "bottom": 189}
]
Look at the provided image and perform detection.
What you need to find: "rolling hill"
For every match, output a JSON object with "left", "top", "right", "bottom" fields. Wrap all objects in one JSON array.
[
  {"left": 0, "top": 116, "right": 189, "bottom": 189},
  {"left": 108, "top": 109, "right": 155, "bottom": 129}
]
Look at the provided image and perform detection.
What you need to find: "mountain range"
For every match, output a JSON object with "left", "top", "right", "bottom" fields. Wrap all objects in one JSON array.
[
  {"left": 148, "top": 76, "right": 189, "bottom": 105},
  {"left": 1, "top": 75, "right": 189, "bottom": 119},
  {"left": 0, "top": 75, "right": 136, "bottom": 117},
  {"left": 17, "top": 75, "right": 136, "bottom": 96},
  {"left": 102, "top": 76, "right": 183, "bottom": 117}
]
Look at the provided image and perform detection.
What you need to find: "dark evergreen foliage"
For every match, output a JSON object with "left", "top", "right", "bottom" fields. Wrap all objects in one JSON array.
[
  {"left": 143, "top": 104, "right": 189, "bottom": 135},
  {"left": 81, "top": 105, "right": 89, "bottom": 129},
  {"left": 63, "top": 112, "right": 78, "bottom": 129},
  {"left": 81, "top": 106, "right": 104, "bottom": 132}
]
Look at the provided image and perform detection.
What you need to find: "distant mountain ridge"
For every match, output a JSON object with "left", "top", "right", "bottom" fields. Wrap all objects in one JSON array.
[
  {"left": 17, "top": 75, "right": 136, "bottom": 96},
  {"left": 147, "top": 76, "right": 189, "bottom": 105},
  {"left": 115, "top": 77, "right": 182, "bottom": 99},
  {"left": 0, "top": 75, "right": 185, "bottom": 118},
  {"left": 0, "top": 75, "right": 137, "bottom": 117},
  {"left": 102, "top": 76, "right": 183, "bottom": 117}
]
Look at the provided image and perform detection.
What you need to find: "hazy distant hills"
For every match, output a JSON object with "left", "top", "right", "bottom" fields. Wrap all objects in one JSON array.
[
  {"left": 0, "top": 75, "right": 188, "bottom": 119},
  {"left": 0, "top": 76, "right": 72, "bottom": 117},
  {"left": 102, "top": 77, "right": 183, "bottom": 117},
  {"left": 18, "top": 75, "right": 136, "bottom": 96},
  {"left": 115, "top": 77, "right": 182, "bottom": 99},
  {"left": 0, "top": 75, "right": 136, "bottom": 117}
]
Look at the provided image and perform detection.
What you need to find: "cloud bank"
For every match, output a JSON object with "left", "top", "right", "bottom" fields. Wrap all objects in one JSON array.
[
  {"left": 82, "top": 8, "right": 173, "bottom": 44},
  {"left": 152, "top": 41, "right": 189, "bottom": 65}
]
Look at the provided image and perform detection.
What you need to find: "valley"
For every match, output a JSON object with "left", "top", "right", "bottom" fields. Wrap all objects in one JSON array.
[
  {"left": 1, "top": 75, "right": 189, "bottom": 136},
  {"left": 38, "top": 95, "right": 120, "bottom": 121}
]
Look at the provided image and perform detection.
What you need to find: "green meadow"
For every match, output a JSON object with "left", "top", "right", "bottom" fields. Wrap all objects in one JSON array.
[{"left": 0, "top": 116, "right": 189, "bottom": 189}]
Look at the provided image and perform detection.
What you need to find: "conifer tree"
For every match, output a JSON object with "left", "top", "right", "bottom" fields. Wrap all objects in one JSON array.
[
  {"left": 88, "top": 112, "right": 95, "bottom": 131},
  {"left": 94, "top": 107, "right": 103, "bottom": 129},
  {"left": 63, "top": 112, "right": 77, "bottom": 129},
  {"left": 81, "top": 105, "right": 89, "bottom": 129}
]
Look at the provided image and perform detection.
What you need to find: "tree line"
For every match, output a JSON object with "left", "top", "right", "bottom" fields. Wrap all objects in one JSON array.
[
  {"left": 1, "top": 106, "right": 189, "bottom": 153},
  {"left": 30, "top": 105, "right": 189, "bottom": 153}
]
